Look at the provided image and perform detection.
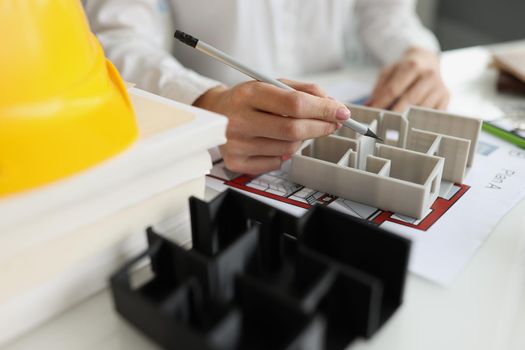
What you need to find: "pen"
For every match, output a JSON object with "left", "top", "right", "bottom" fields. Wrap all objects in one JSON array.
[{"left": 174, "top": 30, "right": 382, "bottom": 141}]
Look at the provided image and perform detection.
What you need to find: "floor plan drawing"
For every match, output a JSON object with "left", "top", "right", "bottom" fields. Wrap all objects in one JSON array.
[
  {"left": 209, "top": 165, "right": 470, "bottom": 232},
  {"left": 207, "top": 131, "right": 525, "bottom": 285}
]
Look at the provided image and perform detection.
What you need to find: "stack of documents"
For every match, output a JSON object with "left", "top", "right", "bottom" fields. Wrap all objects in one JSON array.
[{"left": 0, "top": 88, "right": 227, "bottom": 345}]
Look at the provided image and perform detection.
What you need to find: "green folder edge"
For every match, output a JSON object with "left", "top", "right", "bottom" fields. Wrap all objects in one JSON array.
[{"left": 482, "top": 122, "right": 525, "bottom": 149}]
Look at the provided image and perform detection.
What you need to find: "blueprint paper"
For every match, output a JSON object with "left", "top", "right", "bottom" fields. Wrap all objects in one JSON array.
[{"left": 207, "top": 132, "right": 525, "bottom": 285}]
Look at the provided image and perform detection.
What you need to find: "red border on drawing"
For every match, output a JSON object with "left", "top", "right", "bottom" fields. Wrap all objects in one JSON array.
[
  {"left": 218, "top": 174, "right": 470, "bottom": 232},
  {"left": 371, "top": 184, "right": 470, "bottom": 231}
]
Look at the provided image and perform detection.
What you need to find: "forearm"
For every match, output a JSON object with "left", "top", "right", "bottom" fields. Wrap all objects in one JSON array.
[{"left": 85, "top": 0, "right": 221, "bottom": 105}]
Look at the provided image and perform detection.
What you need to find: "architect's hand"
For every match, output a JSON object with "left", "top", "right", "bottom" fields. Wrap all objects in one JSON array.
[
  {"left": 366, "top": 47, "right": 450, "bottom": 112},
  {"left": 194, "top": 79, "right": 350, "bottom": 174}
]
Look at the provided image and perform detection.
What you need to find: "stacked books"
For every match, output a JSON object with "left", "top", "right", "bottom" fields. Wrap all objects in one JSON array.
[{"left": 0, "top": 88, "right": 227, "bottom": 345}]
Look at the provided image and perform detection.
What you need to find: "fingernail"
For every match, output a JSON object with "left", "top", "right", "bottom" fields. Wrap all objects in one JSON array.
[
  {"left": 282, "top": 155, "right": 291, "bottom": 161},
  {"left": 336, "top": 107, "right": 351, "bottom": 121},
  {"left": 336, "top": 123, "right": 343, "bottom": 130}
]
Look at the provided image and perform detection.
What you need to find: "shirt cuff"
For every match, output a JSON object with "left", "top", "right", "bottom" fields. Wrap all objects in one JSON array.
[{"left": 160, "top": 69, "right": 223, "bottom": 106}]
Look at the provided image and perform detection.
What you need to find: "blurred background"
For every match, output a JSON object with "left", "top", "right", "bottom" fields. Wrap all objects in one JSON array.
[
  {"left": 80, "top": 0, "right": 525, "bottom": 51},
  {"left": 417, "top": 0, "right": 525, "bottom": 49}
]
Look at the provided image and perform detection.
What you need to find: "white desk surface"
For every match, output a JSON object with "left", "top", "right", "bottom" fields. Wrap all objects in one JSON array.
[{"left": 3, "top": 42, "right": 525, "bottom": 350}]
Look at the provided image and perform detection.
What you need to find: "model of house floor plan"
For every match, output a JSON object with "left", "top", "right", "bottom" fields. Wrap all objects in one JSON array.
[{"left": 290, "top": 105, "right": 482, "bottom": 218}]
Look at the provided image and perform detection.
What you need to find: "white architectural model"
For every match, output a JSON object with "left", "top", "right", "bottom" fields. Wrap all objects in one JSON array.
[{"left": 290, "top": 105, "right": 482, "bottom": 218}]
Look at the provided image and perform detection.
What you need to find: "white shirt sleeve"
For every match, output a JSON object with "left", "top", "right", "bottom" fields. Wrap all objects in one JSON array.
[
  {"left": 355, "top": 0, "right": 440, "bottom": 65},
  {"left": 84, "top": 0, "right": 222, "bottom": 105}
]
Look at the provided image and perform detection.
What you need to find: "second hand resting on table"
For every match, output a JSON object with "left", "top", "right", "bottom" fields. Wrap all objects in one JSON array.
[{"left": 367, "top": 47, "right": 450, "bottom": 112}]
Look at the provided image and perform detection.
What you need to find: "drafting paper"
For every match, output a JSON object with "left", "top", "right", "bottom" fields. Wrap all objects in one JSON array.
[{"left": 207, "top": 132, "right": 525, "bottom": 285}]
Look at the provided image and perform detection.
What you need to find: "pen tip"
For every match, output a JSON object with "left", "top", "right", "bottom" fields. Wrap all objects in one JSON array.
[{"left": 364, "top": 129, "right": 383, "bottom": 142}]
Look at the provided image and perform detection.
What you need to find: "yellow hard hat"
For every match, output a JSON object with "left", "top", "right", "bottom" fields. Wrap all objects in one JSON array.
[{"left": 0, "top": 0, "right": 138, "bottom": 197}]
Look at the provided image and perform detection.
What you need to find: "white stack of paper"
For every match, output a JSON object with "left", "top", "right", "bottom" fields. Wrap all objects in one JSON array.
[{"left": 0, "top": 88, "right": 227, "bottom": 346}]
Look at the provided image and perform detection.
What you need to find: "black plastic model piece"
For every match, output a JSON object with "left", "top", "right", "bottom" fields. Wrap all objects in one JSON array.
[{"left": 110, "top": 189, "right": 411, "bottom": 350}]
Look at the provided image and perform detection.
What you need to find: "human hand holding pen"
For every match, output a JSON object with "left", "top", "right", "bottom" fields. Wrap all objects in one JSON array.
[{"left": 194, "top": 79, "right": 351, "bottom": 174}]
